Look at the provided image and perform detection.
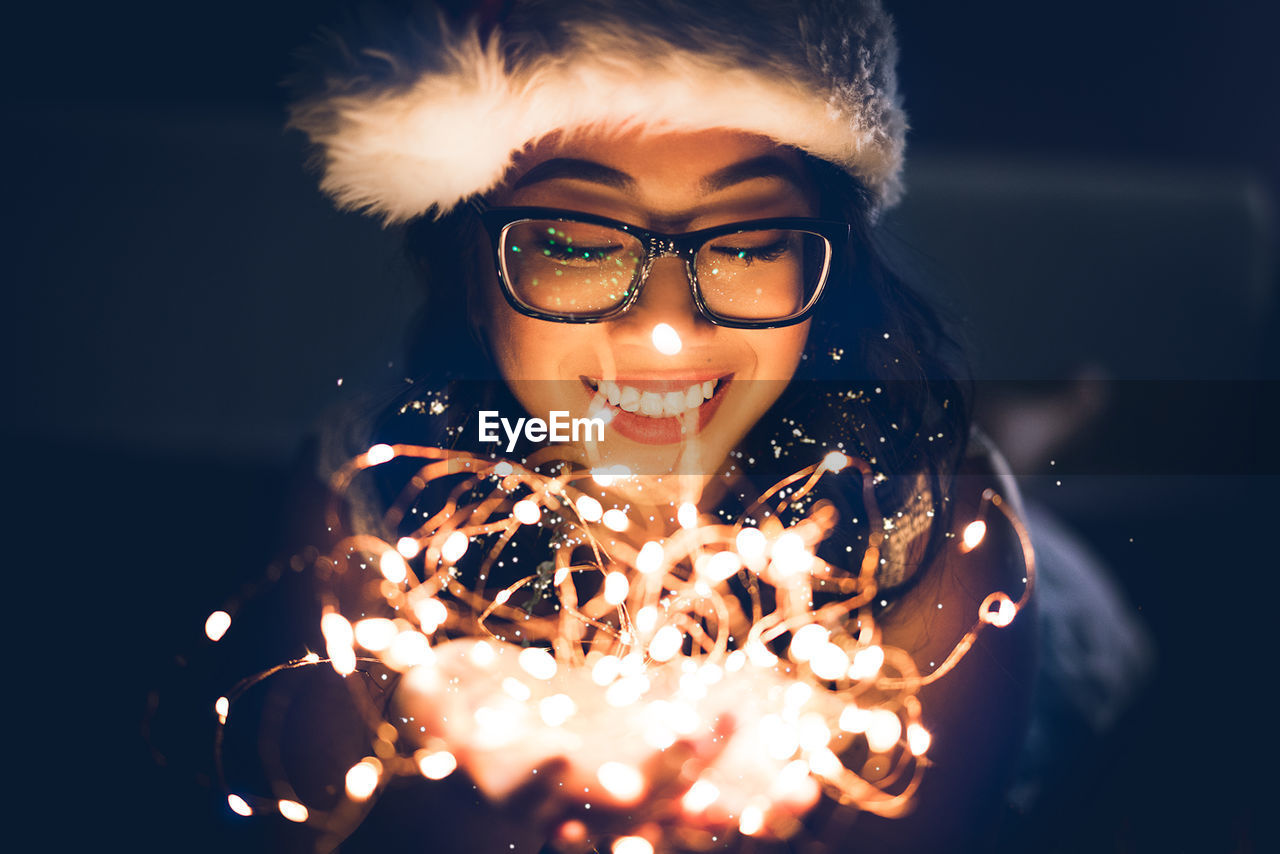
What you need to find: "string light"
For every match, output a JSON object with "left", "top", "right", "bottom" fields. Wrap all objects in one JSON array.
[
  {"left": 208, "top": 442, "right": 1035, "bottom": 849},
  {"left": 204, "top": 610, "right": 231, "bottom": 642}
]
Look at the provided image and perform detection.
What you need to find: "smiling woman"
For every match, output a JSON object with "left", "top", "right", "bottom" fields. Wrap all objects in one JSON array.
[
  {"left": 275, "top": 2, "right": 1038, "bottom": 853},
  {"left": 477, "top": 130, "right": 823, "bottom": 479}
]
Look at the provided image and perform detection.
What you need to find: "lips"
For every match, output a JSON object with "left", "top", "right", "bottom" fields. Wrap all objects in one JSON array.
[{"left": 582, "top": 374, "right": 733, "bottom": 445}]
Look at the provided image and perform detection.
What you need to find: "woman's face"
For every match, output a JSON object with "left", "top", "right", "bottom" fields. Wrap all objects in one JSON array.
[{"left": 477, "top": 129, "right": 817, "bottom": 481}]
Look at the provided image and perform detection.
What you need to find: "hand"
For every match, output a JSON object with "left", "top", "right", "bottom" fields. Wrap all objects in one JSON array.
[{"left": 393, "top": 640, "right": 822, "bottom": 850}]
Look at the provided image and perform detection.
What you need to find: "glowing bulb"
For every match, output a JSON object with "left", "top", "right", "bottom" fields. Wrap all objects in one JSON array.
[
  {"left": 849, "top": 645, "right": 885, "bottom": 680},
  {"left": 470, "top": 640, "right": 497, "bottom": 668},
  {"left": 277, "top": 799, "right": 309, "bottom": 823},
  {"left": 907, "top": 722, "right": 932, "bottom": 756},
  {"left": 395, "top": 537, "right": 420, "bottom": 559},
  {"left": 214, "top": 696, "right": 229, "bottom": 724},
  {"left": 227, "top": 794, "right": 252, "bottom": 817},
  {"left": 345, "top": 758, "right": 381, "bottom": 801},
  {"left": 576, "top": 494, "right": 603, "bottom": 522},
  {"left": 736, "top": 526, "right": 767, "bottom": 560},
  {"left": 807, "top": 747, "right": 842, "bottom": 778},
  {"left": 651, "top": 323, "right": 682, "bottom": 355},
  {"left": 379, "top": 550, "right": 408, "bottom": 584},
  {"left": 493, "top": 461, "right": 514, "bottom": 477},
  {"left": 441, "top": 531, "right": 469, "bottom": 563},
  {"left": 682, "top": 779, "right": 720, "bottom": 813},
  {"left": 703, "top": 551, "right": 742, "bottom": 581},
  {"left": 613, "top": 836, "right": 654, "bottom": 854},
  {"left": 204, "top": 610, "right": 231, "bottom": 642},
  {"left": 365, "top": 444, "right": 394, "bottom": 465},
  {"left": 677, "top": 502, "right": 698, "bottom": 529},
  {"left": 597, "top": 761, "right": 645, "bottom": 803},
  {"left": 839, "top": 704, "right": 869, "bottom": 733},
  {"left": 602, "top": 508, "right": 629, "bottom": 531},
  {"left": 961, "top": 520, "right": 987, "bottom": 552},
  {"left": 518, "top": 647, "right": 557, "bottom": 680},
  {"left": 388, "top": 630, "right": 433, "bottom": 669},
  {"left": 592, "top": 465, "right": 631, "bottom": 486},
  {"left": 321, "top": 612, "right": 356, "bottom": 676},
  {"left": 746, "top": 640, "right": 779, "bottom": 668},
  {"left": 866, "top": 709, "right": 902, "bottom": 753},
  {"left": 417, "top": 749, "right": 457, "bottom": 780},
  {"left": 771, "top": 530, "right": 813, "bottom": 576},
  {"left": 539, "top": 693, "right": 577, "bottom": 726},
  {"left": 739, "top": 804, "right": 765, "bottom": 836},
  {"left": 413, "top": 597, "right": 448, "bottom": 632},
  {"left": 775, "top": 758, "right": 812, "bottom": 794},
  {"left": 605, "top": 675, "right": 649, "bottom": 707},
  {"left": 635, "top": 605, "right": 658, "bottom": 633},
  {"left": 784, "top": 682, "right": 813, "bottom": 710},
  {"left": 648, "top": 625, "right": 684, "bottom": 662},
  {"left": 636, "top": 541, "right": 665, "bottom": 574},
  {"left": 789, "top": 624, "right": 829, "bottom": 662},
  {"left": 512, "top": 499, "right": 540, "bottom": 524},
  {"left": 603, "top": 571, "right": 630, "bottom": 606},
  {"left": 591, "top": 655, "right": 622, "bottom": 686},
  {"left": 503, "top": 677, "right": 532, "bottom": 701},
  {"left": 821, "top": 450, "right": 851, "bottom": 472}
]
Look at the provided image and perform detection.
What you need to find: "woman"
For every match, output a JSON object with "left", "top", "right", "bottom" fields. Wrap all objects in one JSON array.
[{"left": 283, "top": 1, "right": 1037, "bottom": 851}]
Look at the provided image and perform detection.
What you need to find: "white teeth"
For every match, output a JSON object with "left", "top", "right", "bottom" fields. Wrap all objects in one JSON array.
[
  {"left": 619, "top": 386, "right": 641, "bottom": 412},
  {"left": 590, "top": 378, "right": 721, "bottom": 418}
]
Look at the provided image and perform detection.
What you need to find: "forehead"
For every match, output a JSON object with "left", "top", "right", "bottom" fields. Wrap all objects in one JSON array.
[{"left": 501, "top": 128, "right": 814, "bottom": 218}]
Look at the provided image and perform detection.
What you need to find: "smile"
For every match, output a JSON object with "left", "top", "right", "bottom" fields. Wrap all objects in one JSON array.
[
  {"left": 584, "top": 377, "right": 722, "bottom": 417},
  {"left": 580, "top": 374, "right": 734, "bottom": 446}
]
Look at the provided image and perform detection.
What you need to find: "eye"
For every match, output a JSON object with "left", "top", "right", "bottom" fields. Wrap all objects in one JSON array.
[
  {"left": 528, "top": 224, "right": 627, "bottom": 265},
  {"left": 707, "top": 233, "right": 794, "bottom": 265},
  {"left": 535, "top": 236, "right": 625, "bottom": 263}
]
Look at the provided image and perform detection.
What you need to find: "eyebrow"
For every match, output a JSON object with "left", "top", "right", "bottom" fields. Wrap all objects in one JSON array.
[
  {"left": 511, "top": 158, "right": 635, "bottom": 191},
  {"left": 700, "top": 155, "right": 809, "bottom": 194},
  {"left": 510, "top": 154, "right": 808, "bottom": 196}
]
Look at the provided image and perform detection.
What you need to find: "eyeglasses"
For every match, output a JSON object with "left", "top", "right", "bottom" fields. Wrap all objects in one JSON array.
[{"left": 475, "top": 205, "right": 851, "bottom": 329}]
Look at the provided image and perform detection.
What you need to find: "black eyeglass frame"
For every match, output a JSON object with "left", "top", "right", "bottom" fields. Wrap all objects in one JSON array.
[{"left": 473, "top": 202, "right": 852, "bottom": 329}]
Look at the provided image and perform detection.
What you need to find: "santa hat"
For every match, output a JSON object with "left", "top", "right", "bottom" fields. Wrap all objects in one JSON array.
[{"left": 288, "top": 0, "right": 906, "bottom": 225}]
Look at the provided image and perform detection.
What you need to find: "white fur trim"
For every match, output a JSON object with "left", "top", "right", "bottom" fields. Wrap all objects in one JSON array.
[{"left": 291, "top": 13, "right": 904, "bottom": 225}]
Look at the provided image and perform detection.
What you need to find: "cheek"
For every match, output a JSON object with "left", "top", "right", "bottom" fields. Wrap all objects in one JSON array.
[
  {"left": 476, "top": 269, "right": 540, "bottom": 380},
  {"left": 748, "top": 323, "right": 810, "bottom": 382}
]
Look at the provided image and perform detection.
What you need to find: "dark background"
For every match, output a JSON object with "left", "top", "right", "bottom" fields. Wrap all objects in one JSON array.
[{"left": 7, "top": 1, "right": 1277, "bottom": 851}]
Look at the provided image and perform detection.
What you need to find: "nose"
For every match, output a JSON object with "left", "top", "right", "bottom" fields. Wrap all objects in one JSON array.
[{"left": 613, "top": 255, "right": 714, "bottom": 344}]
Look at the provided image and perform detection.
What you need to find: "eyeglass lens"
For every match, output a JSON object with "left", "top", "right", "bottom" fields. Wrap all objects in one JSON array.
[{"left": 499, "top": 220, "right": 830, "bottom": 322}]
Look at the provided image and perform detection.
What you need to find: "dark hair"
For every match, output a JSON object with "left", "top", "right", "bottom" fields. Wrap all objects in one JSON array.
[{"left": 392, "top": 152, "right": 970, "bottom": 584}]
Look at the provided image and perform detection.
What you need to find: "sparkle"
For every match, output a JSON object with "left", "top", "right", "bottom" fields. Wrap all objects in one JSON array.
[
  {"left": 651, "top": 323, "right": 682, "bottom": 355},
  {"left": 204, "top": 610, "right": 231, "bottom": 642}
]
